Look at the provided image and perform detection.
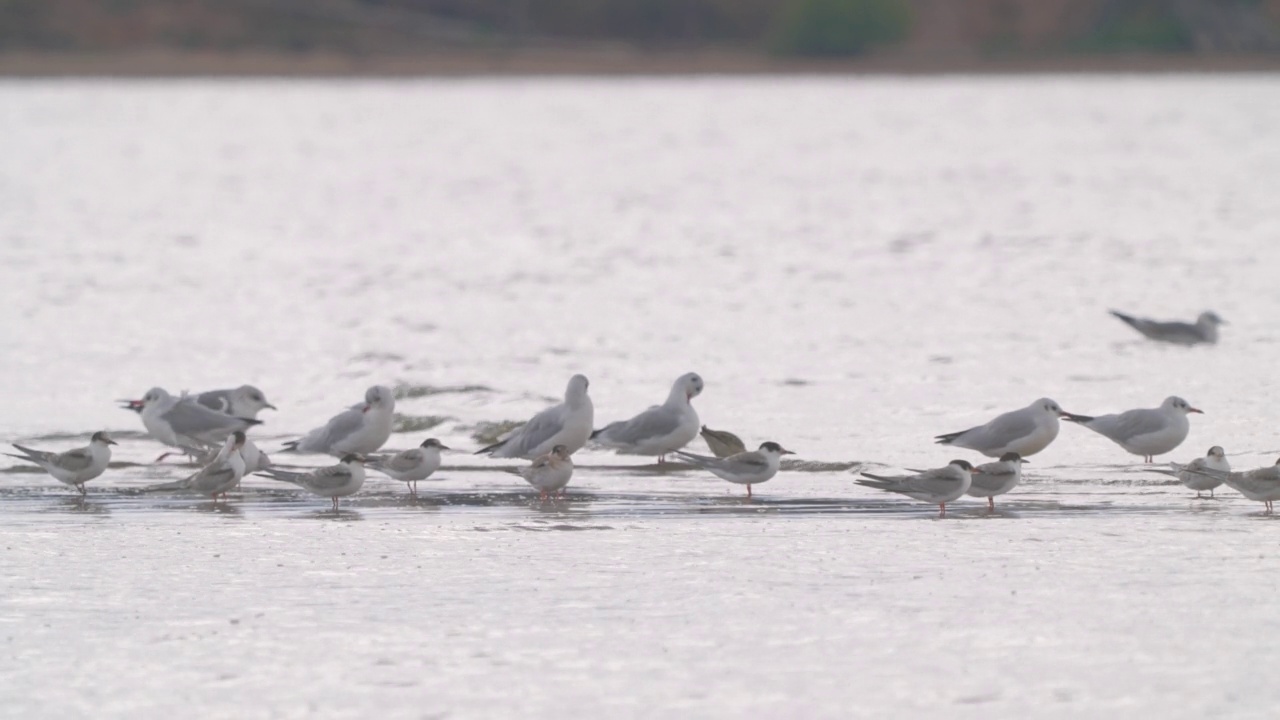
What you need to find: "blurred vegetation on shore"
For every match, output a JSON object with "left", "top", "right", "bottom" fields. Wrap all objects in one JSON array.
[{"left": 1, "top": 0, "right": 1277, "bottom": 59}]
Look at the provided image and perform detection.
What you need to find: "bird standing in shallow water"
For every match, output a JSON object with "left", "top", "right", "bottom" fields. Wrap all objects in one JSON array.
[
  {"left": 675, "top": 441, "right": 794, "bottom": 499},
  {"left": 857, "top": 460, "right": 975, "bottom": 518},
  {"left": 5, "top": 431, "right": 117, "bottom": 496}
]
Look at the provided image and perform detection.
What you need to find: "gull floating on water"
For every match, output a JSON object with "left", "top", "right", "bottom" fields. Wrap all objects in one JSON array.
[
  {"left": 475, "top": 374, "right": 593, "bottom": 459},
  {"left": 123, "top": 387, "right": 260, "bottom": 460},
  {"left": 258, "top": 453, "right": 366, "bottom": 511},
  {"left": 513, "top": 444, "right": 575, "bottom": 500},
  {"left": 283, "top": 385, "right": 395, "bottom": 455},
  {"left": 965, "top": 452, "right": 1026, "bottom": 511},
  {"left": 1064, "top": 396, "right": 1202, "bottom": 462},
  {"left": 369, "top": 438, "right": 448, "bottom": 495},
  {"left": 1109, "top": 310, "right": 1225, "bottom": 346},
  {"left": 935, "top": 398, "right": 1070, "bottom": 458},
  {"left": 676, "top": 441, "right": 794, "bottom": 498},
  {"left": 591, "top": 372, "right": 703, "bottom": 462},
  {"left": 5, "top": 431, "right": 116, "bottom": 495},
  {"left": 146, "top": 432, "right": 247, "bottom": 503},
  {"left": 699, "top": 426, "right": 748, "bottom": 458},
  {"left": 856, "top": 460, "right": 975, "bottom": 518}
]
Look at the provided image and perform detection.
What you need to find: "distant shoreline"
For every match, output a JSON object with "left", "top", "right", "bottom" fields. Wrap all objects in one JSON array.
[{"left": 3, "top": 47, "right": 1280, "bottom": 78}]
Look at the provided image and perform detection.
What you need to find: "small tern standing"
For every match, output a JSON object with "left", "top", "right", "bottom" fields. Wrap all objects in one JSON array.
[
  {"left": 369, "top": 438, "right": 448, "bottom": 495},
  {"left": 5, "top": 431, "right": 116, "bottom": 496},
  {"left": 675, "top": 441, "right": 794, "bottom": 499},
  {"left": 856, "top": 460, "right": 975, "bottom": 518},
  {"left": 257, "top": 454, "right": 367, "bottom": 511}
]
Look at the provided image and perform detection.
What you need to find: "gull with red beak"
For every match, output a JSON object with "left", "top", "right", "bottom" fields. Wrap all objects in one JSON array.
[
  {"left": 591, "top": 372, "right": 704, "bottom": 462},
  {"left": 1063, "top": 396, "right": 1203, "bottom": 463},
  {"left": 283, "top": 385, "right": 395, "bottom": 456}
]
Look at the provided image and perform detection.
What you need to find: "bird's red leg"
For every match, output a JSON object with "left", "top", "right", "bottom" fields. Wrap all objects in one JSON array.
[{"left": 988, "top": 497, "right": 994, "bottom": 512}]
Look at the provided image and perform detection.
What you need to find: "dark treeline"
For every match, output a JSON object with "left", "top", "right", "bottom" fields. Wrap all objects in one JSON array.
[{"left": 1, "top": 0, "right": 1277, "bottom": 57}]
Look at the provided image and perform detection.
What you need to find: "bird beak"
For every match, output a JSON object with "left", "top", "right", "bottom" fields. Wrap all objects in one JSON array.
[
  {"left": 265, "top": 403, "right": 278, "bottom": 410},
  {"left": 781, "top": 449, "right": 795, "bottom": 455},
  {"left": 361, "top": 405, "right": 370, "bottom": 414},
  {"left": 439, "top": 444, "right": 452, "bottom": 451},
  {"left": 105, "top": 438, "right": 118, "bottom": 446},
  {"left": 1189, "top": 407, "right": 1204, "bottom": 414},
  {"left": 1021, "top": 459, "right": 1030, "bottom": 464},
  {"left": 119, "top": 399, "right": 144, "bottom": 411}
]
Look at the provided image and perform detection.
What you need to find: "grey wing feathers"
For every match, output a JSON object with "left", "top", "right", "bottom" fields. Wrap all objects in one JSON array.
[
  {"left": 9, "top": 444, "right": 55, "bottom": 464},
  {"left": 298, "top": 409, "right": 363, "bottom": 452},
  {"left": 1089, "top": 410, "right": 1167, "bottom": 443},
  {"left": 51, "top": 448, "right": 95, "bottom": 472},
  {"left": 499, "top": 407, "right": 564, "bottom": 457},
  {"left": 163, "top": 400, "right": 258, "bottom": 435},
  {"left": 381, "top": 449, "right": 423, "bottom": 473},
  {"left": 258, "top": 468, "right": 307, "bottom": 485},
  {"left": 195, "top": 390, "right": 233, "bottom": 414},
  {"left": 306, "top": 465, "right": 355, "bottom": 491},
  {"left": 599, "top": 407, "right": 680, "bottom": 444}
]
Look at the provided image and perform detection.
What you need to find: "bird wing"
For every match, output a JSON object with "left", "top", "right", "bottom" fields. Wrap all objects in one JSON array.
[
  {"left": 902, "top": 467, "right": 966, "bottom": 495},
  {"left": 305, "top": 464, "right": 356, "bottom": 492},
  {"left": 194, "top": 389, "right": 234, "bottom": 414},
  {"left": 162, "top": 399, "right": 256, "bottom": 440},
  {"left": 597, "top": 405, "right": 680, "bottom": 445},
  {"left": 1084, "top": 408, "right": 1168, "bottom": 443},
  {"left": 483, "top": 403, "right": 567, "bottom": 457},
  {"left": 9, "top": 444, "right": 57, "bottom": 465},
  {"left": 380, "top": 449, "right": 423, "bottom": 473},
  {"left": 50, "top": 447, "right": 95, "bottom": 472},
  {"left": 937, "top": 408, "right": 1034, "bottom": 449},
  {"left": 295, "top": 408, "right": 364, "bottom": 452}
]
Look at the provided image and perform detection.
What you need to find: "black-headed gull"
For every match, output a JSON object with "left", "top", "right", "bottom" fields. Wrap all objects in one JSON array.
[
  {"left": 369, "top": 438, "right": 448, "bottom": 495},
  {"left": 676, "top": 441, "right": 794, "bottom": 498},
  {"left": 475, "top": 374, "right": 593, "bottom": 459},
  {"left": 1064, "top": 396, "right": 1202, "bottom": 462},
  {"left": 283, "top": 385, "right": 394, "bottom": 455},
  {"left": 122, "top": 384, "right": 276, "bottom": 419},
  {"left": 124, "top": 387, "right": 260, "bottom": 459},
  {"left": 257, "top": 453, "right": 366, "bottom": 511},
  {"left": 935, "top": 398, "right": 1070, "bottom": 458},
  {"left": 1109, "top": 309, "right": 1225, "bottom": 345},
  {"left": 857, "top": 460, "right": 975, "bottom": 518},
  {"left": 591, "top": 372, "right": 703, "bottom": 462},
  {"left": 5, "top": 431, "right": 116, "bottom": 495}
]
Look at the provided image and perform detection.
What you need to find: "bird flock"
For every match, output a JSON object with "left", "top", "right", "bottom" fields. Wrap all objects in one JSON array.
[{"left": 5, "top": 309, "right": 1262, "bottom": 516}]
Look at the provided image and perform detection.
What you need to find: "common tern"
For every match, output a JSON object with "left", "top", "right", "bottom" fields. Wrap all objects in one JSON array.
[
  {"left": 675, "top": 441, "right": 794, "bottom": 498},
  {"left": 5, "top": 431, "right": 116, "bottom": 495},
  {"left": 368, "top": 438, "right": 448, "bottom": 495},
  {"left": 257, "top": 453, "right": 366, "bottom": 511},
  {"left": 856, "top": 460, "right": 975, "bottom": 518}
]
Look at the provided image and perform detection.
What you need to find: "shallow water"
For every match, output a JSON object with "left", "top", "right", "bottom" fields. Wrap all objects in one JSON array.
[{"left": 3, "top": 75, "right": 1280, "bottom": 717}]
